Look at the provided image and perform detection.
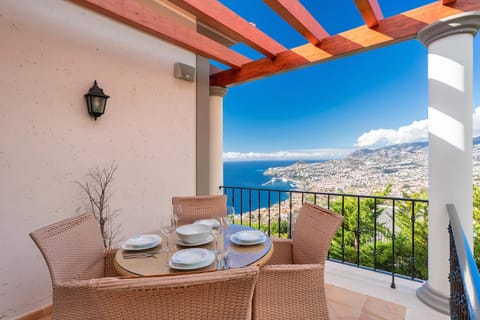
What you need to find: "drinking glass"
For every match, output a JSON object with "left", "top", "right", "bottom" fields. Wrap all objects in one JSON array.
[
  {"left": 172, "top": 204, "right": 182, "bottom": 227},
  {"left": 160, "top": 215, "right": 175, "bottom": 253},
  {"left": 226, "top": 206, "right": 235, "bottom": 225},
  {"left": 210, "top": 217, "right": 221, "bottom": 252}
]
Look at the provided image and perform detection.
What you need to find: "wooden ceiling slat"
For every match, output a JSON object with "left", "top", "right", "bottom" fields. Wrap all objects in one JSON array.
[
  {"left": 70, "top": 0, "right": 251, "bottom": 69},
  {"left": 354, "top": 0, "right": 384, "bottom": 28},
  {"left": 166, "top": 0, "right": 286, "bottom": 58},
  {"left": 264, "top": 0, "right": 329, "bottom": 45},
  {"left": 211, "top": 0, "right": 480, "bottom": 87}
]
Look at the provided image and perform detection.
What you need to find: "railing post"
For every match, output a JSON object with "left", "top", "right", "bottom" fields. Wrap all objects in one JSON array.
[
  {"left": 373, "top": 198, "right": 378, "bottom": 272},
  {"left": 391, "top": 199, "right": 396, "bottom": 289},
  {"left": 411, "top": 201, "right": 416, "bottom": 280}
]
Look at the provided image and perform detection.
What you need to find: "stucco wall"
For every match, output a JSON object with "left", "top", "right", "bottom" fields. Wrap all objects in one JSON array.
[{"left": 0, "top": 0, "right": 197, "bottom": 318}]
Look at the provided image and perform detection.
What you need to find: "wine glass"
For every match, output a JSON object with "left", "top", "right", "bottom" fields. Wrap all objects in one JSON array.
[
  {"left": 172, "top": 204, "right": 182, "bottom": 227},
  {"left": 160, "top": 215, "right": 175, "bottom": 253},
  {"left": 226, "top": 206, "right": 235, "bottom": 225},
  {"left": 210, "top": 218, "right": 221, "bottom": 252}
]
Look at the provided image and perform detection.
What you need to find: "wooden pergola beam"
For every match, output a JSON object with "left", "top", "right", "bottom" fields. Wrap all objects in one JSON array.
[
  {"left": 264, "top": 0, "right": 329, "bottom": 45},
  {"left": 166, "top": 0, "right": 287, "bottom": 58},
  {"left": 354, "top": 0, "right": 384, "bottom": 28},
  {"left": 211, "top": 0, "right": 480, "bottom": 87},
  {"left": 69, "top": 0, "right": 251, "bottom": 69}
]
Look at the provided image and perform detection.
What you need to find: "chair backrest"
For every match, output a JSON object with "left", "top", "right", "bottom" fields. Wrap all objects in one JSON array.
[
  {"left": 30, "top": 212, "right": 106, "bottom": 284},
  {"left": 292, "top": 202, "right": 344, "bottom": 265},
  {"left": 90, "top": 266, "right": 259, "bottom": 320},
  {"left": 172, "top": 195, "right": 227, "bottom": 225}
]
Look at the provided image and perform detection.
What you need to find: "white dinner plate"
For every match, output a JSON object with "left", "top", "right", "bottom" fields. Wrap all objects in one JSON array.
[
  {"left": 171, "top": 248, "right": 211, "bottom": 265},
  {"left": 234, "top": 230, "right": 265, "bottom": 243},
  {"left": 122, "top": 234, "right": 162, "bottom": 251},
  {"left": 169, "top": 249, "right": 215, "bottom": 270},
  {"left": 194, "top": 219, "right": 220, "bottom": 228},
  {"left": 230, "top": 232, "right": 266, "bottom": 246},
  {"left": 176, "top": 234, "right": 214, "bottom": 247}
]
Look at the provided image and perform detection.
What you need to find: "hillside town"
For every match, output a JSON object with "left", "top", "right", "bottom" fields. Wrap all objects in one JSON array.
[{"left": 264, "top": 140, "right": 480, "bottom": 197}]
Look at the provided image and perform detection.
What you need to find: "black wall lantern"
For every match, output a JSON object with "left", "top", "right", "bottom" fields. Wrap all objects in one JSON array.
[{"left": 85, "top": 80, "right": 110, "bottom": 120}]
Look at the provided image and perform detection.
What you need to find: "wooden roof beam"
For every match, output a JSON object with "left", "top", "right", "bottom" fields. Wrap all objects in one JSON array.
[
  {"left": 442, "top": 0, "right": 457, "bottom": 4},
  {"left": 264, "top": 0, "right": 329, "bottom": 45},
  {"left": 70, "top": 0, "right": 251, "bottom": 69},
  {"left": 166, "top": 0, "right": 287, "bottom": 58},
  {"left": 211, "top": 0, "right": 480, "bottom": 87},
  {"left": 354, "top": 0, "right": 384, "bottom": 28}
]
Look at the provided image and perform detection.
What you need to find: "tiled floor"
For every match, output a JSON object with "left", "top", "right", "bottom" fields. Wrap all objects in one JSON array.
[
  {"left": 326, "top": 284, "right": 406, "bottom": 319},
  {"left": 325, "top": 261, "right": 449, "bottom": 320}
]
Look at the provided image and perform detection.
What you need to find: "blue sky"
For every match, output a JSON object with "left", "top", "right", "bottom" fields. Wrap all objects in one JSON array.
[{"left": 219, "top": 0, "right": 480, "bottom": 161}]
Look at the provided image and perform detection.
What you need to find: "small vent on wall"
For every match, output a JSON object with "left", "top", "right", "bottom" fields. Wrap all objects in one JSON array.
[{"left": 174, "top": 62, "right": 195, "bottom": 82}]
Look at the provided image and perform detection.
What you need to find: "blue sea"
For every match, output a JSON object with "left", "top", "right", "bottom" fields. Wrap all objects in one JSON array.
[{"left": 223, "top": 160, "right": 319, "bottom": 213}]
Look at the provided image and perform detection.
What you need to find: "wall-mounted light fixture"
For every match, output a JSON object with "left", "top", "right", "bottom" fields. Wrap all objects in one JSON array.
[
  {"left": 85, "top": 80, "right": 110, "bottom": 120},
  {"left": 174, "top": 62, "right": 195, "bottom": 82}
]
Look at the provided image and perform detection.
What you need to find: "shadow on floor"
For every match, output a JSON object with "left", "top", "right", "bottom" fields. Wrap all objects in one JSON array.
[{"left": 327, "top": 284, "right": 406, "bottom": 320}]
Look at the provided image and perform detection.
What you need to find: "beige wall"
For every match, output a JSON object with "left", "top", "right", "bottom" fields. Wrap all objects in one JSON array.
[{"left": 0, "top": 0, "right": 197, "bottom": 318}]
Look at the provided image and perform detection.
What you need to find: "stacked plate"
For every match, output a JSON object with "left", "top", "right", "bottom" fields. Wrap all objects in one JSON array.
[
  {"left": 122, "top": 234, "right": 162, "bottom": 251},
  {"left": 230, "top": 230, "right": 266, "bottom": 246},
  {"left": 169, "top": 248, "right": 215, "bottom": 270}
]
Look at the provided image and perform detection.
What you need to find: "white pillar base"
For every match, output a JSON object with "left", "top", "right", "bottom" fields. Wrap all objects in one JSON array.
[{"left": 416, "top": 281, "right": 450, "bottom": 315}]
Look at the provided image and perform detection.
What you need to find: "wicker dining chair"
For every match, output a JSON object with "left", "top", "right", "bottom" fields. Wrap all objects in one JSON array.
[
  {"left": 90, "top": 266, "right": 259, "bottom": 320},
  {"left": 172, "top": 194, "right": 227, "bottom": 225},
  {"left": 29, "top": 212, "right": 119, "bottom": 320},
  {"left": 253, "top": 202, "right": 344, "bottom": 320}
]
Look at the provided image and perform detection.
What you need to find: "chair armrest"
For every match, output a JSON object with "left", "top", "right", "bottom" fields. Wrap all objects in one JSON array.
[
  {"left": 54, "top": 278, "right": 117, "bottom": 319},
  {"left": 265, "top": 239, "right": 293, "bottom": 265},
  {"left": 104, "top": 248, "right": 120, "bottom": 277},
  {"left": 253, "top": 264, "right": 328, "bottom": 320}
]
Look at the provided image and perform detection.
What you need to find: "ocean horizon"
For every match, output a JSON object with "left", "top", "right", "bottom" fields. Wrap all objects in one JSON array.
[{"left": 223, "top": 160, "right": 321, "bottom": 213}]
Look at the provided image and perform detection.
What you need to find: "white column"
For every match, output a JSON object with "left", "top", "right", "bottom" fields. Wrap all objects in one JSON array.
[
  {"left": 209, "top": 86, "right": 227, "bottom": 195},
  {"left": 417, "top": 12, "right": 480, "bottom": 314}
]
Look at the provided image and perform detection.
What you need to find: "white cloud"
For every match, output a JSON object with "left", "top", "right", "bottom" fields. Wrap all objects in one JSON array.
[
  {"left": 355, "top": 106, "right": 480, "bottom": 148},
  {"left": 355, "top": 120, "right": 428, "bottom": 148},
  {"left": 225, "top": 107, "right": 480, "bottom": 160},
  {"left": 473, "top": 106, "right": 480, "bottom": 137},
  {"left": 223, "top": 149, "right": 352, "bottom": 161}
]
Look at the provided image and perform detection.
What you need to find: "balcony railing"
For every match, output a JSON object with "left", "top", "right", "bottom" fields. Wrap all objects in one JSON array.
[
  {"left": 447, "top": 204, "right": 480, "bottom": 319},
  {"left": 221, "top": 185, "right": 429, "bottom": 288}
]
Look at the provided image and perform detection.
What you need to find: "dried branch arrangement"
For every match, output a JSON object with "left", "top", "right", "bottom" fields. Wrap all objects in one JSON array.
[{"left": 77, "top": 161, "right": 121, "bottom": 249}]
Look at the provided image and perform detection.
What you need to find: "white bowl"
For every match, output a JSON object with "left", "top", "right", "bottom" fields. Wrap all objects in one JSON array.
[{"left": 176, "top": 224, "right": 211, "bottom": 244}]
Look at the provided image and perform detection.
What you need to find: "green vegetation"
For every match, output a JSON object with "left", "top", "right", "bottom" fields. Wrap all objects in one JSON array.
[
  {"left": 473, "top": 186, "right": 480, "bottom": 266},
  {"left": 233, "top": 185, "right": 480, "bottom": 279},
  {"left": 325, "top": 185, "right": 429, "bottom": 279}
]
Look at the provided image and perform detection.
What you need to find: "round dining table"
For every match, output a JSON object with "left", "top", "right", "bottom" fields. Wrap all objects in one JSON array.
[{"left": 114, "top": 224, "right": 274, "bottom": 276}]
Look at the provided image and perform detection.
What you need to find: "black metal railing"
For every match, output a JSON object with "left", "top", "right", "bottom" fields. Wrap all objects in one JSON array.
[
  {"left": 221, "top": 185, "right": 429, "bottom": 286},
  {"left": 447, "top": 204, "right": 480, "bottom": 319}
]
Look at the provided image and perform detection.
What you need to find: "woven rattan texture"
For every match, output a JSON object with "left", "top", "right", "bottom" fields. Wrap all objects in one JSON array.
[
  {"left": 252, "top": 202, "right": 344, "bottom": 320},
  {"left": 172, "top": 195, "right": 227, "bottom": 225},
  {"left": 292, "top": 202, "right": 344, "bottom": 265},
  {"left": 30, "top": 213, "right": 119, "bottom": 319},
  {"left": 91, "top": 266, "right": 259, "bottom": 320},
  {"left": 264, "top": 238, "right": 293, "bottom": 265}
]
